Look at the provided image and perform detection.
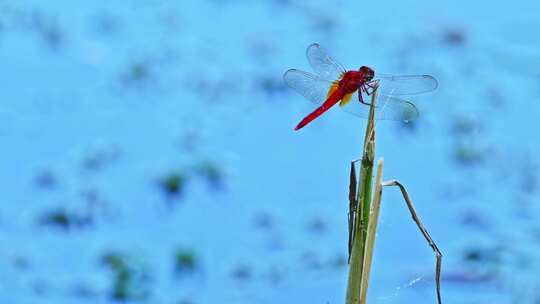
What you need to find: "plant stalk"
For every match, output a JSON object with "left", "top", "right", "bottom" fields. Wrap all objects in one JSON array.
[
  {"left": 359, "top": 158, "right": 384, "bottom": 304},
  {"left": 345, "top": 83, "right": 379, "bottom": 304}
]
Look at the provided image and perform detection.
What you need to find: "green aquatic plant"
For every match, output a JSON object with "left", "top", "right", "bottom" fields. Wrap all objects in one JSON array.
[
  {"left": 453, "top": 142, "right": 486, "bottom": 165},
  {"left": 40, "top": 210, "right": 70, "bottom": 228},
  {"left": 121, "top": 60, "right": 152, "bottom": 88},
  {"left": 345, "top": 84, "right": 443, "bottom": 304},
  {"left": 174, "top": 248, "right": 198, "bottom": 274},
  {"left": 102, "top": 252, "right": 151, "bottom": 301},
  {"left": 230, "top": 263, "right": 253, "bottom": 281},
  {"left": 161, "top": 172, "right": 186, "bottom": 196},
  {"left": 195, "top": 161, "right": 225, "bottom": 189},
  {"left": 38, "top": 208, "right": 92, "bottom": 230}
]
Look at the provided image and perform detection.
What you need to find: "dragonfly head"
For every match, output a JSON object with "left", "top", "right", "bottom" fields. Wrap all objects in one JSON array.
[{"left": 359, "top": 66, "right": 375, "bottom": 82}]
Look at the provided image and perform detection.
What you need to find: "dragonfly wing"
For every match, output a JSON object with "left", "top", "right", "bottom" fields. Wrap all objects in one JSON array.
[
  {"left": 374, "top": 74, "right": 438, "bottom": 96},
  {"left": 340, "top": 92, "right": 419, "bottom": 122},
  {"left": 283, "top": 69, "right": 332, "bottom": 104},
  {"left": 306, "top": 43, "right": 346, "bottom": 81},
  {"left": 375, "top": 94, "right": 419, "bottom": 121}
]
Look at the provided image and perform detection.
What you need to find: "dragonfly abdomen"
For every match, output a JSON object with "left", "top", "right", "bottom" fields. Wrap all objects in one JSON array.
[{"left": 294, "top": 88, "right": 345, "bottom": 130}]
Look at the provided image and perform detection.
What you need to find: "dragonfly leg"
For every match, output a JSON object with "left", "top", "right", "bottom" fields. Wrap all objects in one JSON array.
[
  {"left": 365, "top": 87, "right": 373, "bottom": 96},
  {"left": 366, "top": 81, "right": 377, "bottom": 89},
  {"left": 381, "top": 180, "right": 443, "bottom": 304},
  {"left": 364, "top": 82, "right": 378, "bottom": 95},
  {"left": 358, "top": 85, "right": 371, "bottom": 106}
]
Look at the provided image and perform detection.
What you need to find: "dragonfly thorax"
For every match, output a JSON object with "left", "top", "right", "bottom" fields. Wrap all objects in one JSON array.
[{"left": 340, "top": 71, "right": 365, "bottom": 93}]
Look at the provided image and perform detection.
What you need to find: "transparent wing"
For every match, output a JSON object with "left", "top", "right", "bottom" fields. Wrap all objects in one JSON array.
[
  {"left": 306, "top": 43, "right": 346, "bottom": 81},
  {"left": 283, "top": 69, "right": 332, "bottom": 104},
  {"left": 284, "top": 68, "right": 419, "bottom": 122},
  {"left": 341, "top": 92, "right": 419, "bottom": 122},
  {"left": 374, "top": 74, "right": 438, "bottom": 96}
]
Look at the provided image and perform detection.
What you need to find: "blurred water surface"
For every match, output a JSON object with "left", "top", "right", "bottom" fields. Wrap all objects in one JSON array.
[{"left": 1, "top": 0, "right": 540, "bottom": 303}]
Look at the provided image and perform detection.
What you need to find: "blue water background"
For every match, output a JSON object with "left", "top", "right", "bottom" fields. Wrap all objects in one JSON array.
[{"left": 1, "top": 0, "right": 540, "bottom": 303}]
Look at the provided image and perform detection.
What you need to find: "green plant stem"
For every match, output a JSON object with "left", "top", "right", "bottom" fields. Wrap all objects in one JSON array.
[
  {"left": 359, "top": 158, "right": 384, "bottom": 304},
  {"left": 345, "top": 84, "right": 378, "bottom": 304}
]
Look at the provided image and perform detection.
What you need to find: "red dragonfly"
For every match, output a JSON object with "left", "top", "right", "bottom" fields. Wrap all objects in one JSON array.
[{"left": 284, "top": 43, "right": 438, "bottom": 130}]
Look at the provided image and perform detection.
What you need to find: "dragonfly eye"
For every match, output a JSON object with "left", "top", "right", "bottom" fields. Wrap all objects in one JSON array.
[{"left": 359, "top": 66, "right": 375, "bottom": 81}]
